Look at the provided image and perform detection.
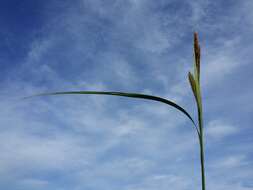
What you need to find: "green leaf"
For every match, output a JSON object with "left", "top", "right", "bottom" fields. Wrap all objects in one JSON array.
[
  {"left": 24, "top": 90, "right": 198, "bottom": 131},
  {"left": 188, "top": 72, "right": 202, "bottom": 118},
  {"left": 188, "top": 72, "right": 198, "bottom": 103}
]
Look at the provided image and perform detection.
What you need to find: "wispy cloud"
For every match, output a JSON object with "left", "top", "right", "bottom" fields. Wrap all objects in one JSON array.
[
  {"left": 206, "top": 119, "right": 238, "bottom": 139},
  {"left": 0, "top": 0, "right": 252, "bottom": 189}
]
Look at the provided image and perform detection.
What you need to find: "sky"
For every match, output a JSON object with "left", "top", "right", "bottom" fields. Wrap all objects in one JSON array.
[{"left": 0, "top": 0, "right": 253, "bottom": 189}]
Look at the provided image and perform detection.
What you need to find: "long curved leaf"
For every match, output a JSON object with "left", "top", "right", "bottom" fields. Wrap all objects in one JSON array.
[{"left": 24, "top": 91, "right": 198, "bottom": 134}]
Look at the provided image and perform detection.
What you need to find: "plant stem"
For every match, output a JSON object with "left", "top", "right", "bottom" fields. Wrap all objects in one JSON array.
[{"left": 198, "top": 95, "right": 205, "bottom": 190}]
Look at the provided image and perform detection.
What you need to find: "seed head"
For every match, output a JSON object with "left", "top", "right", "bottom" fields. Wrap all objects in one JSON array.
[{"left": 194, "top": 32, "right": 201, "bottom": 81}]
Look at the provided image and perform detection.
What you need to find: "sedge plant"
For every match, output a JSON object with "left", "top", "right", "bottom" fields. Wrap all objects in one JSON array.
[{"left": 25, "top": 32, "right": 206, "bottom": 190}]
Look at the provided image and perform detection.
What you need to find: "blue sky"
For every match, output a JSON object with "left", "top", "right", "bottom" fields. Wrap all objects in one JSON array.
[{"left": 0, "top": 0, "right": 253, "bottom": 189}]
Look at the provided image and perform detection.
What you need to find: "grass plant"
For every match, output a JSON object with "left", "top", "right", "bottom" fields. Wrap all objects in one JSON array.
[{"left": 25, "top": 32, "right": 206, "bottom": 190}]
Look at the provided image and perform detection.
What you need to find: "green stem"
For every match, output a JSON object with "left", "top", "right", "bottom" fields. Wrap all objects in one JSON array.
[
  {"left": 198, "top": 100, "right": 205, "bottom": 190},
  {"left": 199, "top": 132, "right": 205, "bottom": 190}
]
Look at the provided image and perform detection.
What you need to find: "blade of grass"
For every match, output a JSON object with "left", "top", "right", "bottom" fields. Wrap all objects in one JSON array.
[
  {"left": 24, "top": 90, "right": 199, "bottom": 135},
  {"left": 191, "top": 32, "right": 205, "bottom": 190}
]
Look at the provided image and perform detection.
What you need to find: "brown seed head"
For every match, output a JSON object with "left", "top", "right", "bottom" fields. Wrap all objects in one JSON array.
[{"left": 194, "top": 32, "right": 201, "bottom": 81}]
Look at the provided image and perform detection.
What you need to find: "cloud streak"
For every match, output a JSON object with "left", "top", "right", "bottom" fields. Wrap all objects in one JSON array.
[{"left": 0, "top": 0, "right": 252, "bottom": 189}]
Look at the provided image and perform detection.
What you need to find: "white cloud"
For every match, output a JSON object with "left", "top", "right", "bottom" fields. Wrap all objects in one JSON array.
[
  {"left": 206, "top": 120, "right": 238, "bottom": 139},
  {"left": 135, "top": 28, "right": 171, "bottom": 53},
  {"left": 202, "top": 53, "right": 240, "bottom": 86},
  {"left": 124, "top": 174, "right": 194, "bottom": 190},
  {"left": 188, "top": 0, "right": 209, "bottom": 24},
  {"left": 27, "top": 39, "right": 52, "bottom": 64},
  {"left": 18, "top": 178, "right": 49, "bottom": 189},
  {"left": 0, "top": 131, "right": 91, "bottom": 174},
  {"left": 207, "top": 181, "right": 253, "bottom": 190},
  {"left": 211, "top": 155, "right": 247, "bottom": 169},
  {"left": 241, "top": 0, "right": 253, "bottom": 30},
  {"left": 1, "top": 0, "right": 253, "bottom": 189}
]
